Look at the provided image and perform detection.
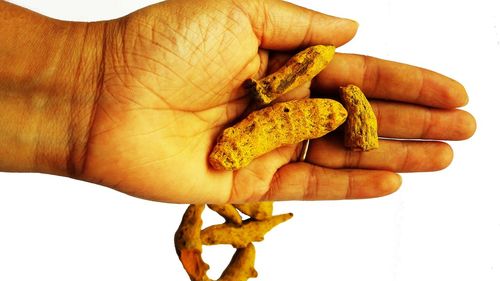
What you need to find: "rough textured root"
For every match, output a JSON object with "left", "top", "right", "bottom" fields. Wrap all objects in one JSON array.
[
  {"left": 207, "top": 204, "right": 243, "bottom": 225},
  {"left": 218, "top": 243, "right": 258, "bottom": 281},
  {"left": 340, "top": 85, "right": 379, "bottom": 151},
  {"left": 209, "top": 98, "right": 347, "bottom": 170},
  {"left": 244, "top": 45, "right": 336, "bottom": 105},
  {"left": 200, "top": 213, "right": 293, "bottom": 248},
  {"left": 234, "top": 202, "right": 273, "bottom": 220},
  {"left": 174, "top": 204, "right": 209, "bottom": 281}
]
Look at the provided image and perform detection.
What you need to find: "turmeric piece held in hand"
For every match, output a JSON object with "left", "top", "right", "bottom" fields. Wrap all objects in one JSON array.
[
  {"left": 340, "top": 85, "right": 379, "bottom": 151},
  {"left": 209, "top": 98, "right": 347, "bottom": 170},
  {"left": 245, "top": 45, "right": 336, "bottom": 105}
]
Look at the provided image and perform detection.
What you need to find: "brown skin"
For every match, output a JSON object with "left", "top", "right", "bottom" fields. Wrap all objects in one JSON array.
[{"left": 0, "top": 0, "right": 476, "bottom": 203}]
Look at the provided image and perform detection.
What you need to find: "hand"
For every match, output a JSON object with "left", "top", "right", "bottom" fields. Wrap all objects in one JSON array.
[
  {"left": 75, "top": 0, "right": 475, "bottom": 203},
  {"left": 0, "top": 0, "right": 475, "bottom": 203}
]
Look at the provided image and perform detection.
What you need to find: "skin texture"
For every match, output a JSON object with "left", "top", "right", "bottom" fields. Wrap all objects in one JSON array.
[{"left": 0, "top": 0, "right": 476, "bottom": 203}]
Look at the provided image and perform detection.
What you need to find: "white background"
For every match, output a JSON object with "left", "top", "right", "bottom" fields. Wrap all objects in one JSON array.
[{"left": 1, "top": 0, "right": 499, "bottom": 280}]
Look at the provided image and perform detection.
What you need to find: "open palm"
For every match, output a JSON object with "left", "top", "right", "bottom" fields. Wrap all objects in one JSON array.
[{"left": 78, "top": 0, "right": 475, "bottom": 203}]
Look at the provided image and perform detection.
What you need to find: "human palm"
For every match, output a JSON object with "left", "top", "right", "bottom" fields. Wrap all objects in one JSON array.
[{"left": 79, "top": 0, "right": 475, "bottom": 203}]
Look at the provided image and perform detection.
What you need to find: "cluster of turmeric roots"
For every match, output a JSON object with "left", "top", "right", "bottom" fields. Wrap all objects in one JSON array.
[
  {"left": 175, "top": 45, "right": 379, "bottom": 281},
  {"left": 175, "top": 203, "right": 291, "bottom": 281}
]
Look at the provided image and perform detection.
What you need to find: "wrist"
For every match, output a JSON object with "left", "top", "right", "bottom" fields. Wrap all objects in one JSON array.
[
  {"left": 40, "top": 21, "right": 106, "bottom": 177},
  {"left": 0, "top": 2, "right": 106, "bottom": 176}
]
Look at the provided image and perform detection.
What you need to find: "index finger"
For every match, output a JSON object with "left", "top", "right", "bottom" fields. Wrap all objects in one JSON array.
[
  {"left": 238, "top": 1, "right": 359, "bottom": 50},
  {"left": 312, "top": 53, "right": 469, "bottom": 109}
]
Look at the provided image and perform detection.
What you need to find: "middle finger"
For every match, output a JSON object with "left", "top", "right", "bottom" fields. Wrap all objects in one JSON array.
[{"left": 307, "top": 136, "right": 453, "bottom": 172}]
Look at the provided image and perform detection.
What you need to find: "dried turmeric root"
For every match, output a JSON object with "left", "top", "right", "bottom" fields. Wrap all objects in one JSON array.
[
  {"left": 175, "top": 204, "right": 290, "bottom": 281},
  {"left": 218, "top": 243, "right": 258, "bottom": 281},
  {"left": 340, "top": 85, "right": 379, "bottom": 151},
  {"left": 174, "top": 204, "right": 210, "bottom": 281},
  {"left": 200, "top": 213, "right": 293, "bottom": 248},
  {"left": 244, "top": 45, "right": 336, "bottom": 105},
  {"left": 234, "top": 202, "right": 273, "bottom": 221},
  {"left": 207, "top": 204, "right": 243, "bottom": 225},
  {"left": 209, "top": 98, "right": 347, "bottom": 170}
]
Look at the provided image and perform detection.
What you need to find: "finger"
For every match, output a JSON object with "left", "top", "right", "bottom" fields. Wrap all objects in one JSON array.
[
  {"left": 371, "top": 101, "right": 476, "bottom": 140},
  {"left": 255, "top": 49, "right": 269, "bottom": 79},
  {"left": 313, "top": 53, "right": 469, "bottom": 108},
  {"left": 263, "top": 163, "right": 401, "bottom": 201},
  {"left": 238, "top": 0, "right": 358, "bottom": 50},
  {"left": 229, "top": 143, "right": 301, "bottom": 202},
  {"left": 307, "top": 137, "right": 453, "bottom": 172}
]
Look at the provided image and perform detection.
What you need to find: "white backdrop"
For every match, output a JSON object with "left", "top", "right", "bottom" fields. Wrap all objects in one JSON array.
[{"left": 1, "top": 1, "right": 499, "bottom": 280}]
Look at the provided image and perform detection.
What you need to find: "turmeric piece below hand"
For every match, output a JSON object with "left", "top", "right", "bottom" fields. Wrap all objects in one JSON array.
[
  {"left": 234, "top": 202, "right": 273, "bottom": 221},
  {"left": 245, "top": 45, "right": 336, "bottom": 105},
  {"left": 200, "top": 213, "right": 293, "bottom": 248},
  {"left": 207, "top": 204, "right": 243, "bottom": 225},
  {"left": 209, "top": 98, "right": 347, "bottom": 170},
  {"left": 174, "top": 204, "right": 209, "bottom": 281},
  {"left": 340, "top": 85, "right": 379, "bottom": 151},
  {"left": 218, "top": 243, "right": 258, "bottom": 281}
]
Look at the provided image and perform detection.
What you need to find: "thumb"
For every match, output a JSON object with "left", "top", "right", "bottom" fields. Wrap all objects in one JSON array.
[{"left": 238, "top": 0, "right": 358, "bottom": 50}]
